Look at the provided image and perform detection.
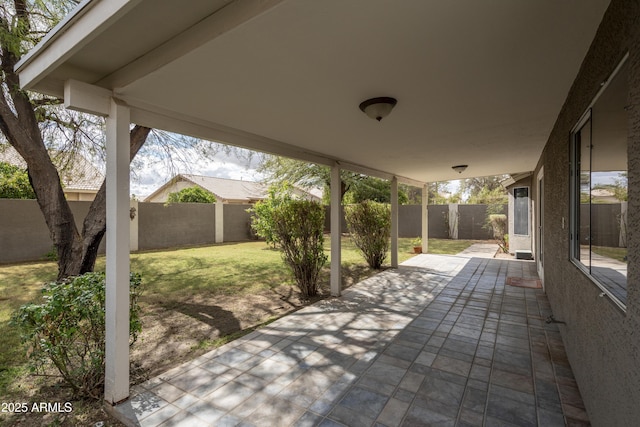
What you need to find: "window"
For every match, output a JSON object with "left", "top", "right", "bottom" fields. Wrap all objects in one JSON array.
[
  {"left": 570, "top": 56, "right": 628, "bottom": 309},
  {"left": 514, "top": 187, "right": 529, "bottom": 236}
]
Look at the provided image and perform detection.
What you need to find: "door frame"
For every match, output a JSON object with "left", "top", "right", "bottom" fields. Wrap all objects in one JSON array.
[{"left": 535, "top": 167, "right": 544, "bottom": 287}]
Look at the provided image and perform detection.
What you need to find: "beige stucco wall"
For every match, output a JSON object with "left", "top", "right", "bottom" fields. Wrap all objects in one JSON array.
[
  {"left": 64, "top": 190, "right": 98, "bottom": 201},
  {"left": 145, "top": 180, "right": 192, "bottom": 203},
  {"left": 535, "top": 1, "right": 640, "bottom": 424}
]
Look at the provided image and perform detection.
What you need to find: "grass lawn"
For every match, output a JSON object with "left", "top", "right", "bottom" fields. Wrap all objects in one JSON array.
[
  {"left": 0, "top": 237, "right": 475, "bottom": 426},
  {"left": 591, "top": 246, "right": 628, "bottom": 263}
]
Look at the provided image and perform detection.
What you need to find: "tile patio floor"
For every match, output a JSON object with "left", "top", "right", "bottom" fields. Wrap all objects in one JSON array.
[{"left": 111, "top": 252, "right": 589, "bottom": 427}]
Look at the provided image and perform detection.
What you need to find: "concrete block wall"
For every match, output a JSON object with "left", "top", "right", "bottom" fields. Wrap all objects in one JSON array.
[
  {"left": 137, "top": 202, "right": 216, "bottom": 251},
  {"left": 457, "top": 204, "right": 503, "bottom": 240},
  {"left": 223, "top": 204, "right": 253, "bottom": 242},
  {"left": 0, "top": 199, "right": 105, "bottom": 263},
  {"left": 2, "top": 200, "right": 507, "bottom": 264}
]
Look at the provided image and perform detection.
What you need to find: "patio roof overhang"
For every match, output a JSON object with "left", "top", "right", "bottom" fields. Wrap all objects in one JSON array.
[{"left": 16, "top": 0, "right": 611, "bottom": 184}]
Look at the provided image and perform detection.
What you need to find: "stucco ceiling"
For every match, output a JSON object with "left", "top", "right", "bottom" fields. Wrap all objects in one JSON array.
[{"left": 19, "top": 0, "right": 612, "bottom": 183}]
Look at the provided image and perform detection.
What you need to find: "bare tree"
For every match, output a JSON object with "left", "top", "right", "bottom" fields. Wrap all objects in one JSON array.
[{"left": 0, "top": 0, "right": 151, "bottom": 279}]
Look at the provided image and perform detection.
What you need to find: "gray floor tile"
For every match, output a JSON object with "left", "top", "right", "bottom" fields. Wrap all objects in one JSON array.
[
  {"left": 112, "top": 256, "right": 588, "bottom": 427},
  {"left": 184, "top": 400, "right": 225, "bottom": 423},
  {"left": 403, "top": 401, "right": 456, "bottom": 426},
  {"left": 432, "top": 354, "right": 472, "bottom": 377},
  {"left": 377, "top": 398, "right": 410, "bottom": 427},
  {"left": 462, "top": 386, "right": 488, "bottom": 413},
  {"left": 329, "top": 404, "right": 377, "bottom": 427},
  {"left": 246, "top": 396, "right": 306, "bottom": 426},
  {"left": 486, "top": 394, "right": 537, "bottom": 427},
  {"left": 295, "top": 411, "right": 326, "bottom": 427},
  {"left": 418, "top": 375, "right": 466, "bottom": 407},
  {"left": 206, "top": 381, "right": 255, "bottom": 411}
]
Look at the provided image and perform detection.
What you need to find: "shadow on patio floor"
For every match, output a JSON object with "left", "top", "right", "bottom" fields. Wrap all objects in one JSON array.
[{"left": 110, "top": 253, "right": 588, "bottom": 427}]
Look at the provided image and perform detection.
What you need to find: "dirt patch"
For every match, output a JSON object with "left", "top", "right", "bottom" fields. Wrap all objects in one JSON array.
[
  {"left": 2, "top": 277, "right": 364, "bottom": 427},
  {"left": 2, "top": 247, "right": 387, "bottom": 427},
  {"left": 131, "top": 284, "right": 325, "bottom": 381}
]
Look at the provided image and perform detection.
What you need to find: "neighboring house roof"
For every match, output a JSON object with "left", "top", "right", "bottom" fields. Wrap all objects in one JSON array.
[
  {"left": 144, "top": 174, "right": 322, "bottom": 203},
  {"left": 0, "top": 145, "right": 104, "bottom": 192},
  {"left": 185, "top": 174, "right": 266, "bottom": 202}
]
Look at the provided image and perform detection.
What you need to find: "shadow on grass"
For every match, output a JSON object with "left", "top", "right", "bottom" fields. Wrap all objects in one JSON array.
[{"left": 172, "top": 302, "right": 241, "bottom": 335}]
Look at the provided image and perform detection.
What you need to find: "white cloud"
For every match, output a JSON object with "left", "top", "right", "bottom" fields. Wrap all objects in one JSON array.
[{"left": 129, "top": 150, "right": 263, "bottom": 198}]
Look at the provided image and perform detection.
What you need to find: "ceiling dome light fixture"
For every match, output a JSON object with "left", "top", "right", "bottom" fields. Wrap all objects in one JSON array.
[
  {"left": 452, "top": 164, "right": 468, "bottom": 174},
  {"left": 359, "top": 97, "right": 397, "bottom": 121}
]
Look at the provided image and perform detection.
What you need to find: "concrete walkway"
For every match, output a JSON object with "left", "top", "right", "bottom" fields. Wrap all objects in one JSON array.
[
  {"left": 454, "top": 243, "right": 499, "bottom": 259},
  {"left": 111, "top": 253, "right": 588, "bottom": 426}
]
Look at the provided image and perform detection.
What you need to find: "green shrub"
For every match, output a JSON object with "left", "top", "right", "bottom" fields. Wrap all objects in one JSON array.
[
  {"left": 12, "top": 272, "right": 143, "bottom": 399},
  {"left": 248, "top": 182, "right": 294, "bottom": 247},
  {"left": 345, "top": 201, "right": 391, "bottom": 269},
  {"left": 488, "top": 213, "right": 509, "bottom": 253},
  {"left": 0, "top": 161, "right": 36, "bottom": 199},
  {"left": 272, "top": 199, "right": 327, "bottom": 298},
  {"left": 167, "top": 186, "right": 216, "bottom": 204}
]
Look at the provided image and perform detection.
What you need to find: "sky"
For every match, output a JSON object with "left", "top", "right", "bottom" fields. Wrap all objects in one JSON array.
[
  {"left": 126, "top": 144, "right": 463, "bottom": 200},
  {"left": 129, "top": 146, "right": 264, "bottom": 198},
  {"left": 73, "top": 131, "right": 464, "bottom": 199}
]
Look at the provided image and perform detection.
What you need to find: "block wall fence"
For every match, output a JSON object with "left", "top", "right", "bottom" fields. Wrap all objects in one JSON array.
[{"left": 1, "top": 200, "right": 516, "bottom": 264}]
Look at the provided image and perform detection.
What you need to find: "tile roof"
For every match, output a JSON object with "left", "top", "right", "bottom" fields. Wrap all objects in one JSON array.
[
  {"left": 0, "top": 145, "right": 104, "bottom": 192},
  {"left": 179, "top": 174, "right": 267, "bottom": 202},
  {"left": 144, "top": 174, "right": 323, "bottom": 203}
]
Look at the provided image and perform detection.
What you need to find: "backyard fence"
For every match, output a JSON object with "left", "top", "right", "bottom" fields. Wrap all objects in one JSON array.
[{"left": 0, "top": 200, "right": 510, "bottom": 264}]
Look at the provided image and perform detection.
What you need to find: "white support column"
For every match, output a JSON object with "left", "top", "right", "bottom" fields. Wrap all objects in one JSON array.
[
  {"left": 448, "top": 203, "right": 459, "bottom": 240},
  {"left": 391, "top": 176, "right": 399, "bottom": 268},
  {"left": 620, "top": 201, "right": 628, "bottom": 247},
  {"left": 330, "top": 164, "right": 342, "bottom": 296},
  {"left": 129, "top": 199, "right": 139, "bottom": 252},
  {"left": 422, "top": 184, "right": 429, "bottom": 253},
  {"left": 104, "top": 99, "right": 131, "bottom": 405},
  {"left": 215, "top": 200, "right": 224, "bottom": 243}
]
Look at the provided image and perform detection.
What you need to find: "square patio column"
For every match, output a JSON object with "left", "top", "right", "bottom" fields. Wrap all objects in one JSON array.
[
  {"left": 422, "top": 184, "right": 429, "bottom": 253},
  {"left": 391, "top": 176, "right": 399, "bottom": 268},
  {"left": 330, "top": 163, "right": 342, "bottom": 296},
  {"left": 104, "top": 99, "right": 131, "bottom": 405},
  {"left": 215, "top": 199, "right": 224, "bottom": 243}
]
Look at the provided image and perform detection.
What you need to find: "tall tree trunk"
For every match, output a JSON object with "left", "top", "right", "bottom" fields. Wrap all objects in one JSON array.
[
  {"left": 0, "top": 0, "right": 152, "bottom": 280},
  {"left": 79, "top": 125, "right": 150, "bottom": 274}
]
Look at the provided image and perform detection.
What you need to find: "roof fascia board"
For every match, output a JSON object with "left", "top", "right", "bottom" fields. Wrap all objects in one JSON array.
[
  {"left": 338, "top": 161, "right": 425, "bottom": 188},
  {"left": 127, "top": 99, "right": 336, "bottom": 167},
  {"left": 16, "top": 0, "right": 143, "bottom": 91},
  {"left": 98, "top": 0, "right": 287, "bottom": 89},
  {"left": 127, "top": 100, "right": 425, "bottom": 187}
]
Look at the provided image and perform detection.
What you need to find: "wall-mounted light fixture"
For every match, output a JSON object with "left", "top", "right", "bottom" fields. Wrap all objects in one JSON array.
[
  {"left": 452, "top": 164, "right": 468, "bottom": 174},
  {"left": 359, "top": 97, "right": 397, "bottom": 121}
]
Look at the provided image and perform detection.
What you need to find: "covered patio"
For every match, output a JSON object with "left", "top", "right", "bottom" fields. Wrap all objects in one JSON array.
[
  {"left": 15, "top": 0, "right": 640, "bottom": 424},
  {"left": 112, "top": 251, "right": 587, "bottom": 427}
]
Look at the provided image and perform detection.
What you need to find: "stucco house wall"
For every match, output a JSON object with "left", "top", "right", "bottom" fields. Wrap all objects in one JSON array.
[
  {"left": 536, "top": 1, "right": 640, "bottom": 424},
  {"left": 144, "top": 180, "right": 193, "bottom": 204}
]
